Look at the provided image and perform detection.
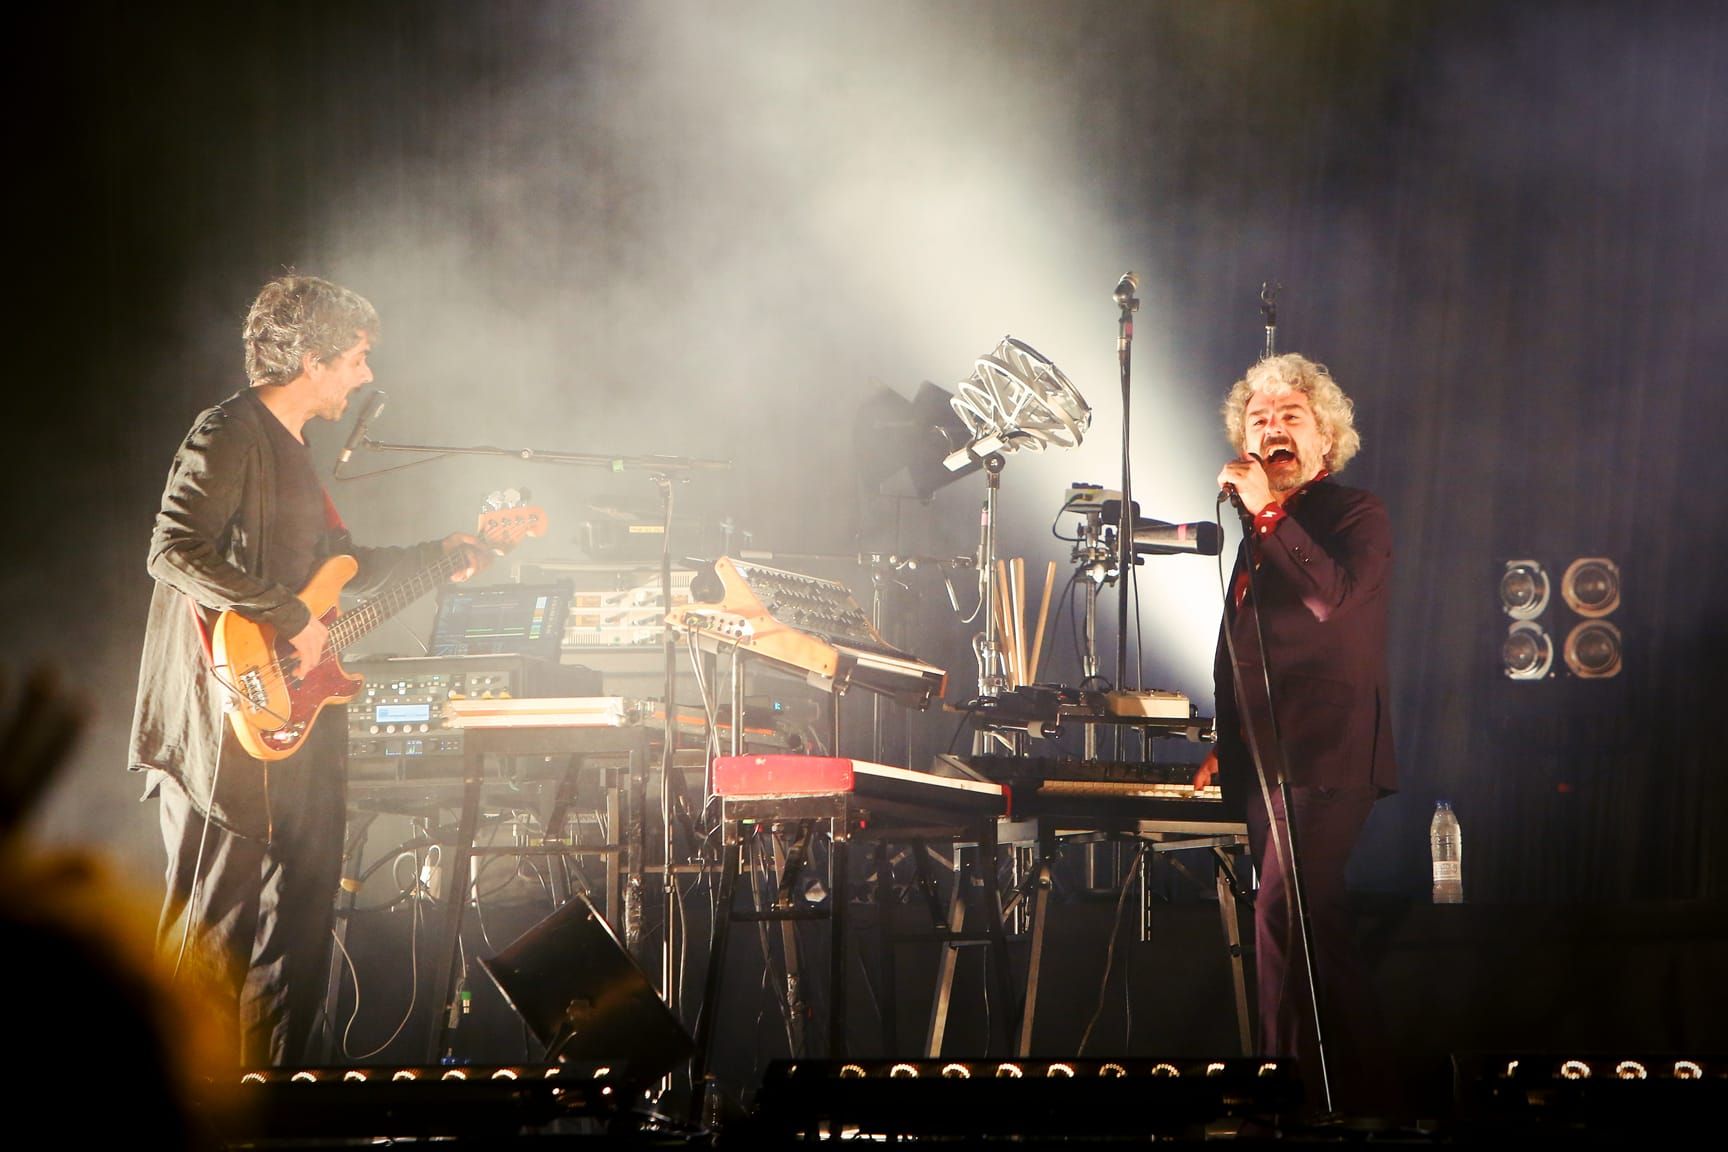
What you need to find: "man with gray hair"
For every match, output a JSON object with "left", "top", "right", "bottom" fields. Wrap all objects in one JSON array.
[
  {"left": 1193, "top": 352, "right": 1400, "bottom": 1120},
  {"left": 129, "top": 273, "right": 489, "bottom": 1066}
]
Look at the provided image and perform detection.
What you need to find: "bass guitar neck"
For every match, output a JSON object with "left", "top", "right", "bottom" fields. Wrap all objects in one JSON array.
[{"left": 213, "top": 498, "right": 547, "bottom": 761}]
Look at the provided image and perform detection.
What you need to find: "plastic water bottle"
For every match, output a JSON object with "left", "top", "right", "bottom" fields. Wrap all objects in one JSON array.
[{"left": 1430, "top": 801, "right": 1463, "bottom": 904}]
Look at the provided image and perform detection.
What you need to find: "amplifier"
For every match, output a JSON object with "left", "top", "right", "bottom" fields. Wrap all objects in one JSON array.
[{"left": 344, "top": 654, "right": 603, "bottom": 779}]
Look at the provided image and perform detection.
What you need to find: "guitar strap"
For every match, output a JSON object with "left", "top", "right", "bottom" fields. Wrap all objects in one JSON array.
[{"left": 321, "top": 487, "right": 348, "bottom": 534}]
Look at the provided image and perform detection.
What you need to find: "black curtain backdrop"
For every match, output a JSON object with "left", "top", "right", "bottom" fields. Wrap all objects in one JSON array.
[{"left": 12, "top": 0, "right": 1727, "bottom": 913}]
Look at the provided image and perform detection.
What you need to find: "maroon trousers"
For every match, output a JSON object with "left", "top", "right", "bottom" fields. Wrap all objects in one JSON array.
[{"left": 1247, "top": 781, "right": 1398, "bottom": 1117}]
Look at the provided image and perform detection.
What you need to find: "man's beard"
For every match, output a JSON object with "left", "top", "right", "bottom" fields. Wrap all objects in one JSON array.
[{"left": 1267, "top": 459, "right": 1304, "bottom": 492}]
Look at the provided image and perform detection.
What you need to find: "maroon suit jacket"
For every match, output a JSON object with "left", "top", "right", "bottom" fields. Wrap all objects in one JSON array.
[{"left": 1212, "top": 477, "right": 1398, "bottom": 795}]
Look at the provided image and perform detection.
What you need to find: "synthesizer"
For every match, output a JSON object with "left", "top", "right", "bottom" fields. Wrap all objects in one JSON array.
[
  {"left": 712, "top": 753, "right": 1005, "bottom": 815},
  {"left": 344, "top": 654, "right": 602, "bottom": 779},
  {"left": 958, "top": 683, "right": 1214, "bottom": 742},
  {"left": 668, "top": 556, "right": 947, "bottom": 708},
  {"left": 936, "top": 753, "right": 1244, "bottom": 835}
]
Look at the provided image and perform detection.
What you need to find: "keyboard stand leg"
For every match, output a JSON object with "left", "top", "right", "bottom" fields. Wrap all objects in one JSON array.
[
  {"left": 427, "top": 759, "right": 483, "bottom": 1063},
  {"left": 323, "top": 809, "right": 377, "bottom": 1065},
  {"left": 545, "top": 766, "right": 577, "bottom": 907},
  {"left": 875, "top": 841, "right": 900, "bottom": 1054},
  {"left": 913, "top": 838, "right": 946, "bottom": 923},
  {"left": 1213, "top": 842, "right": 1253, "bottom": 1056},
  {"left": 925, "top": 821, "right": 1015, "bottom": 1058},
  {"left": 923, "top": 843, "right": 971, "bottom": 1057},
  {"left": 828, "top": 831, "right": 849, "bottom": 1058},
  {"left": 1014, "top": 837, "right": 1057, "bottom": 1058},
  {"left": 980, "top": 820, "right": 1017, "bottom": 1057}
]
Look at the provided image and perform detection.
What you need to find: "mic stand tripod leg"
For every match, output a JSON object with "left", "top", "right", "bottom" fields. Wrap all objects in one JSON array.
[
  {"left": 685, "top": 811, "right": 742, "bottom": 1129},
  {"left": 652, "top": 471, "right": 684, "bottom": 1028},
  {"left": 767, "top": 828, "right": 809, "bottom": 1056}
]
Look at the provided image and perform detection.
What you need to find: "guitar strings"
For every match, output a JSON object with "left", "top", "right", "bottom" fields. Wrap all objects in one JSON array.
[{"left": 239, "top": 516, "right": 526, "bottom": 737}]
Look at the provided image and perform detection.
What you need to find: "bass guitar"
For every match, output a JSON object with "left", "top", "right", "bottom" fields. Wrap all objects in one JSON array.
[{"left": 213, "top": 494, "right": 548, "bottom": 761}]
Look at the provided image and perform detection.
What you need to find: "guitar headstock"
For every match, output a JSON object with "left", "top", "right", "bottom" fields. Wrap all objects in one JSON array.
[{"left": 477, "top": 488, "right": 548, "bottom": 552}]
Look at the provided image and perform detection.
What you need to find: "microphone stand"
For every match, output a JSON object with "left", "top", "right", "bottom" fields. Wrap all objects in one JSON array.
[
  {"left": 1073, "top": 504, "right": 1113, "bottom": 760},
  {"left": 1112, "top": 273, "right": 1139, "bottom": 759},
  {"left": 1227, "top": 281, "right": 1337, "bottom": 1115},
  {"left": 970, "top": 452, "right": 1010, "bottom": 754},
  {"left": 357, "top": 432, "right": 731, "bottom": 1088}
]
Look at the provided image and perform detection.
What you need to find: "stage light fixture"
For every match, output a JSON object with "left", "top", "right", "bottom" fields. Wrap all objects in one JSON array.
[
  {"left": 1563, "top": 620, "right": 1622, "bottom": 679},
  {"left": 204, "top": 1064, "right": 618, "bottom": 1143},
  {"left": 1498, "top": 560, "right": 1550, "bottom": 619},
  {"left": 1561, "top": 557, "right": 1620, "bottom": 617},
  {"left": 853, "top": 381, "right": 981, "bottom": 499},
  {"left": 1456, "top": 1052, "right": 1728, "bottom": 1140},
  {"left": 943, "top": 335, "right": 1091, "bottom": 471},
  {"left": 1503, "top": 620, "right": 1554, "bottom": 680},
  {"left": 747, "top": 1058, "right": 1302, "bottom": 1142}
]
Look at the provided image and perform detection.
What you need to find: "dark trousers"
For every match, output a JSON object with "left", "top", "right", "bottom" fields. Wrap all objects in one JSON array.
[
  {"left": 1247, "top": 782, "right": 1397, "bottom": 1117},
  {"left": 155, "top": 722, "right": 346, "bottom": 1068}
]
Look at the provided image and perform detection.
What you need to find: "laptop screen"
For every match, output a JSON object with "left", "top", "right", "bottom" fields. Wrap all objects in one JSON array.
[{"left": 429, "top": 582, "right": 572, "bottom": 660}]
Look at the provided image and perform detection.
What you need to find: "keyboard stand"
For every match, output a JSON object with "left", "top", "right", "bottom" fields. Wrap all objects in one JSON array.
[
  {"left": 931, "top": 819, "right": 1253, "bottom": 1059},
  {"left": 686, "top": 791, "right": 853, "bottom": 1128},
  {"left": 423, "top": 722, "right": 652, "bottom": 1064},
  {"left": 918, "top": 825, "right": 1019, "bottom": 1058}
]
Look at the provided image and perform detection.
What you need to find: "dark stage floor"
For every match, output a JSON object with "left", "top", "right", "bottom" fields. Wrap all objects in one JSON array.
[
  {"left": 177, "top": 1048, "right": 1722, "bottom": 1151},
  {"left": 153, "top": 895, "right": 1728, "bottom": 1149}
]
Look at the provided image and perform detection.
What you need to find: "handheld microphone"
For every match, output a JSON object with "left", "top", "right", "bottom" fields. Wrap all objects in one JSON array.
[
  {"left": 1220, "top": 484, "right": 1251, "bottom": 524},
  {"left": 334, "top": 390, "right": 387, "bottom": 478},
  {"left": 1219, "top": 451, "right": 1265, "bottom": 519}
]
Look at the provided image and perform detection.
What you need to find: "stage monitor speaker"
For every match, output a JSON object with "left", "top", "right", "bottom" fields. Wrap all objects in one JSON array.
[
  {"left": 478, "top": 892, "right": 693, "bottom": 1087},
  {"left": 746, "top": 1057, "right": 1302, "bottom": 1142}
]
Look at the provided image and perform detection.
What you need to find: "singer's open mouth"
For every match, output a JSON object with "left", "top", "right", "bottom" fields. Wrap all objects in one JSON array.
[{"left": 1265, "top": 447, "right": 1296, "bottom": 464}]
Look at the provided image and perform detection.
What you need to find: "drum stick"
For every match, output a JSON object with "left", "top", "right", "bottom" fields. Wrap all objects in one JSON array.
[
  {"left": 1029, "top": 559, "right": 1056, "bottom": 685},
  {"left": 1011, "top": 557, "right": 1027, "bottom": 687},
  {"left": 994, "top": 559, "right": 1017, "bottom": 687}
]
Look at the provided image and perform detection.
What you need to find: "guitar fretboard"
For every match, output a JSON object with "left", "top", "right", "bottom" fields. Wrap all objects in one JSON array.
[{"left": 327, "top": 551, "right": 467, "bottom": 655}]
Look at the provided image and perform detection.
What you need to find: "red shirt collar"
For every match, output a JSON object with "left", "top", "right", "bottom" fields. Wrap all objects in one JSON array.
[{"left": 1285, "top": 467, "right": 1330, "bottom": 503}]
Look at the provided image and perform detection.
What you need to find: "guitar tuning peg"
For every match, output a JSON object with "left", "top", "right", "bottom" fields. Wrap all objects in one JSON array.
[
  {"left": 483, "top": 490, "right": 503, "bottom": 511},
  {"left": 502, "top": 487, "right": 523, "bottom": 507}
]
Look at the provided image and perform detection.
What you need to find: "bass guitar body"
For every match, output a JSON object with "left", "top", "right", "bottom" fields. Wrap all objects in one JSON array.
[
  {"left": 213, "top": 554, "right": 363, "bottom": 762},
  {"left": 211, "top": 493, "right": 547, "bottom": 762}
]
